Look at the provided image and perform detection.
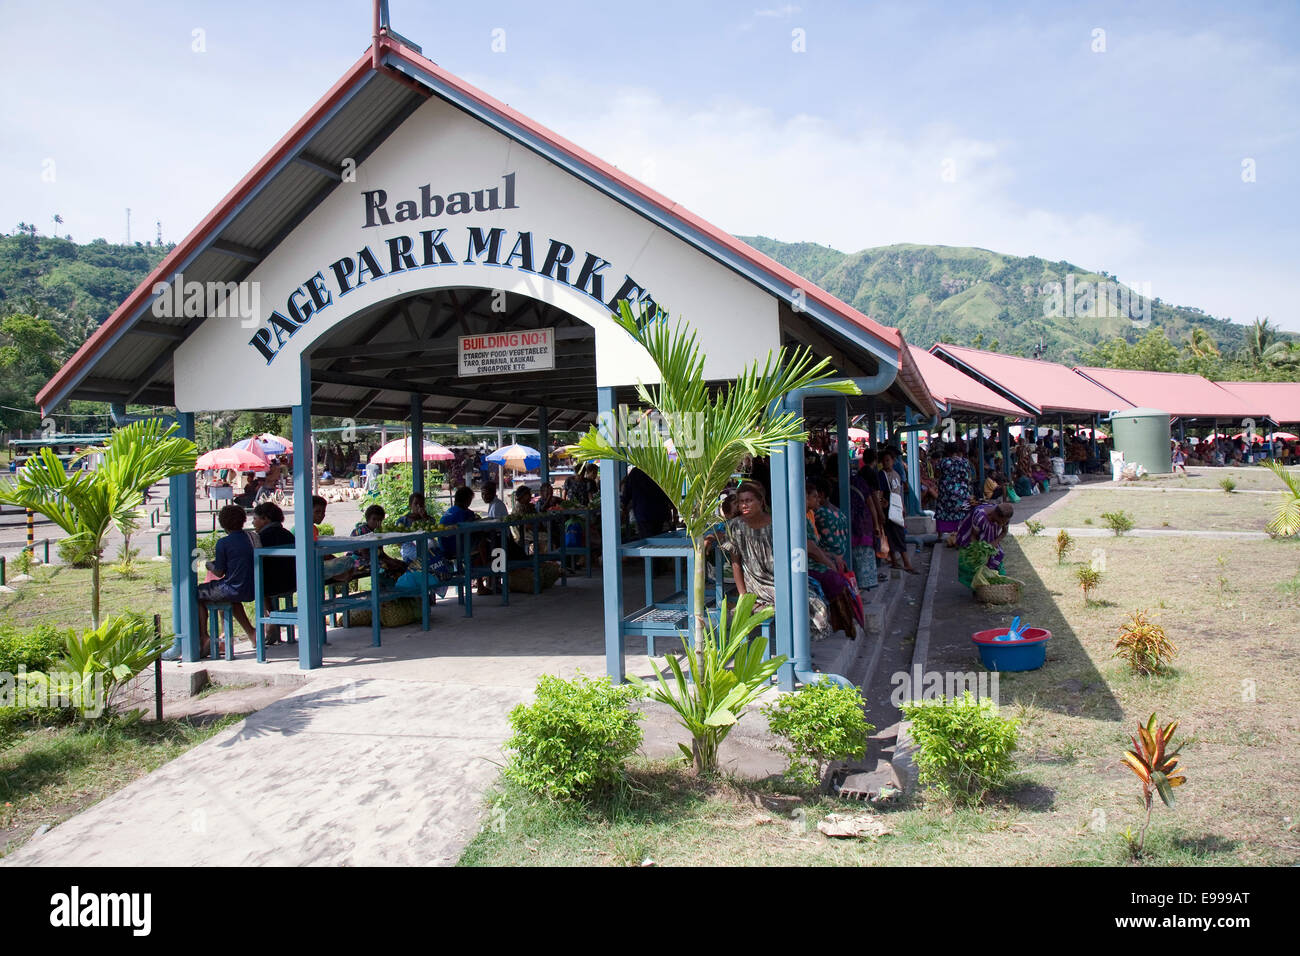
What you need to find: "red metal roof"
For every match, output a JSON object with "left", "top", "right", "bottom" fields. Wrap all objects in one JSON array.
[
  {"left": 1072, "top": 367, "right": 1265, "bottom": 420},
  {"left": 929, "top": 344, "right": 1131, "bottom": 417},
  {"left": 1215, "top": 381, "right": 1300, "bottom": 425},
  {"left": 908, "top": 346, "right": 1026, "bottom": 418},
  {"left": 40, "top": 33, "right": 937, "bottom": 418}
]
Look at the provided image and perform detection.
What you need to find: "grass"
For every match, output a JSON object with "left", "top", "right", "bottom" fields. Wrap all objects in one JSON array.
[
  {"left": 1138, "top": 466, "right": 1299, "bottom": 492},
  {"left": 0, "top": 564, "right": 173, "bottom": 632},
  {"left": 461, "top": 487, "right": 1300, "bottom": 866},
  {"left": 1045, "top": 489, "right": 1275, "bottom": 532},
  {"left": 1, "top": 713, "right": 245, "bottom": 857}
]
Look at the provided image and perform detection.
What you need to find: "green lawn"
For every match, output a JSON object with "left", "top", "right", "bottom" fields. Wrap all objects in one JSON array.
[
  {"left": 1135, "top": 465, "right": 1298, "bottom": 492},
  {"left": 0, "top": 562, "right": 174, "bottom": 632},
  {"left": 1, "top": 713, "right": 244, "bottom": 857},
  {"left": 1042, "top": 486, "right": 1283, "bottom": 532},
  {"left": 461, "top": 517, "right": 1300, "bottom": 866}
]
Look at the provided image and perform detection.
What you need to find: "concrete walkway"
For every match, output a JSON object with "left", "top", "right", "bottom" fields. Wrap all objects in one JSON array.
[{"left": 3, "top": 575, "right": 661, "bottom": 866}]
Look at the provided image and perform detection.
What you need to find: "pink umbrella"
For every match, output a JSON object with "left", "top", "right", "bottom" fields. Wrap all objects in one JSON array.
[
  {"left": 196, "top": 446, "right": 271, "bottom": 471},
  {"left": 369, "top": 437, "right": 455, "bottom": 464},
  {"left": 847, "top": 427, "right": 871, "bottom": 443},
  {"left": 1271, "top": 431, "right": 1299, "bottom": 441}
]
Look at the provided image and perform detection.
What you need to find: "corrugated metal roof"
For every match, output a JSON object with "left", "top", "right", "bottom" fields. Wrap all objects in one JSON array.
[
  {"left": 1073, "top": 367, "right": 1266, "bottom": 420},
  {"left": 908, "top": 346, "right": 1027, "bottom": 417},
  {"left": 1216, "top": 381, "right": 1300, "bottom": 425},
  {"left": 930, "top": 344, "right": 1133, "bottom": 417}
]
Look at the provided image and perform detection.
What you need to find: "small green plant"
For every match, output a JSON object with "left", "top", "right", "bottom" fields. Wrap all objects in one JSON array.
[
  {"left": 0, "top": 621, "right": 69, "bottom": 673},
  {"left": 20, "top": 613, "right": 168, "bottom": 718},
  {"left": 1083, "top": 517, "right": 1093, "bottom": 525},
  {"left": 365, "top": 462, "right": 446, "bottom": 524},
  {"left": 1216, "top": 553, "right": 1231, "bottom": 597},
  {"left": 1076, "top": 564, "right": 1103, "bottom": 602},
  {"left": 113, "top": 546, "right": 141, "bottom": 580},
  {"left": 763, "top": 680, "right": 874, "bottom": 789},
  {"left": 1263, "top": 460, "right": 1299, "bottom": 537},
  {"left": 900, "top": 692, "right": 1018, "bottom": 805},
  {"left": 1055, "top": 529, "right": 1075, "bottom": 564},
  {"left": 1024, "top": 519, "right": 1045, "bottom": 536},
  {"left": 1114, "top": 609, "right": 1177, "bottom": 675},
  {"left": 504, "top": 672, "right": 644, "bottom": 801},
  {"left": 1120, "top": 713, "right": 1186, "bottom": 856},
  {"left": 631, "top": 594, "right": 785, "bottom": 774},
  {"left": 12, "top": 548, "right": 35, "bottom": 577},
  {"left": 1101, "top": 510, "right": 1135, "bottom": 536},
  {"left": 1219, "top": 476, "right": 1237, "bottom": 494},
  {"left": 57, "top": 535, "right": 98, "bottom": 568}
]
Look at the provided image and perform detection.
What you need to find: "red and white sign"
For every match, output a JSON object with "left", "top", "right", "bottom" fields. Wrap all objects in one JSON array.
[{"left": 458, "top": 327, "right": 555, "bottom": 377}]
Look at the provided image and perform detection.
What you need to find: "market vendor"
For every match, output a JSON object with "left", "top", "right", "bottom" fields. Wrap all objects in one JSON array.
[{"left": 955, "top": 501, "right": 1014, "bottom": 569}]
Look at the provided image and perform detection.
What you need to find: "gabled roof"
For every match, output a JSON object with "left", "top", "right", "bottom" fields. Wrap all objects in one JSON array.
[
  {"left": 38, "top": 31, "right": 936, "bottom": 420},
  {"left": 929, "top": 344, "right": 1131, "bottom": 417},
  {"left": 1208, "top": 381, "right": 1300, "bottom": 425},
  {"left": 1073, "top": 367, "right": 1266, "bottom": 421},
  {"left": 907, "top": 346, "right": 1026, "bottom": 418}
]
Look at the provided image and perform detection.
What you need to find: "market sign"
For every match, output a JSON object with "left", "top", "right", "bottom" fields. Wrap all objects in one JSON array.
[{"left": 458, "top": 328, "right": 555, "bottom": 377}]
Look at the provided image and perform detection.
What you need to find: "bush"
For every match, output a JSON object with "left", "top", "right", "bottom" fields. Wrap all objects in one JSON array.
[
  {"left": 366, "top": 463, "right": 446, "bottom": 523},
  {"left": 1101, "top": 510, "right": 1135, "bottom": 536},
  {"left": 763, "top": 681, "right": 873, "bottom": 788},
  {"left": 1024, "top": 519, "right": 1045, "bottom": 536},
  {"left": 57, "top": 535, "right": 98, "bottom": 568},
  {"left": 900, "top": 692, "right": 1018, "bottom": 804},
  {"left": 504, "top": 673, "right": 644, "bottom": 801},
  {"left": 22, "top": 613, "right": 168, "bottom": 718},
  {"left": 1220, "top": 477, "right": 1237, "bottom": 494},
  {"left": 1115, "top": 609, "right": 1177, "bottom": 675},
  {"left": 1055, "top": 529, "right": 1075, "bottom": 564},
  {"left": 0, "top": 621, "right": 70, "bottom": 673},
  {"left": 1076, "top": 564, "right": 1103, "bottom": 602}
]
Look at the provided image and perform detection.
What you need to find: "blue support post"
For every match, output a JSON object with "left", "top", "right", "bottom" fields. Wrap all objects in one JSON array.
[
  {"left": 292, "top": 356, "right": 324, "bottom": 669},
  {"left": 539, "top": 406, "right": 549, "bottom": 483},
  {"left": 598, "top": 388, "right": 625, "bottom": 683},
  {"left": 977, "top": 416, "right": 986, "bottom": 490},
  {"left": 905, "top": 407, "right": 922, "bottom": 515},
  {"left": 769, "top": 435, "right": 796, "bottom": 691},
  {"left": 836, "top": 397, "right": 852, "bottom": 577},
  {"left": 787, "top": 409, "right": 810, "bottom": 681},
  {"left": 411, "top": 394, "right": 424, "bottom": 498},
  {"left": 169, "top": 412, "right": 200, "bottom": 660},
  {"left": 1001, "top": 422, "right": 1012, "bottom": 478}
]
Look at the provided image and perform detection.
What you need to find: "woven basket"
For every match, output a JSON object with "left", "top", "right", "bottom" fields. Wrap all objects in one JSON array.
[
  {"left": 348, "top": 597, "right": 421, "bottom": 629},
  {"left": 974, "top": 578, "right": 1022, "bottom": 605}
]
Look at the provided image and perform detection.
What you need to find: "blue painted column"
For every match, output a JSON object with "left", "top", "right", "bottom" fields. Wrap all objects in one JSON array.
[
  {"left": 410, "top": 394, "right": 424, "bottom": 497},
  {"left": 785, "top": 397, "right": 811, "bottom": 681},
  {"left": 1001, "top": 422, "right": 1012, "bottom": 478},
  {"left": 905, "top": 407, "right": 922, "bottom": 515},
  {"left": 169, "top": 412, "right": 200, "bottom": 660},
  {"left": 597, "top": 388, "right": 625, "bottom": 682},
  {"left": 977, "top": 416, "right": 986, "bottom": 490},
  {"left": 292, "top": 355, "right": 324, "bottom": 669},
  {"left": 539, "top": 406, "right": 549, "bottom": 483},
  {"left": 768, "top": 421, "right": 796, "bottom": 691},
  {"left": 835, "top": 397, "right": 852, "bottom": 578},
  {"left": 1091, "top": 413, "right": 1100, "bottom": 462}
]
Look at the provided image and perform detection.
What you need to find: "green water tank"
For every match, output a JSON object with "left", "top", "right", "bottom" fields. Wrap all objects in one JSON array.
[{"left": 1110, "top": 408, "right": 1172, "bottom": 474}]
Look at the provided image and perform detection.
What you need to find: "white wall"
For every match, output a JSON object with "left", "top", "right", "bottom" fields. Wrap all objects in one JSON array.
[{"left": 174, "top": 95, "right": 780, "bottom": 412}]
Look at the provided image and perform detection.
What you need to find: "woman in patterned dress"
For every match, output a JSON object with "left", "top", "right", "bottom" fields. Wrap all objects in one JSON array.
[{"left": 934, "top": 440, "right": 974, "bottom": 538}]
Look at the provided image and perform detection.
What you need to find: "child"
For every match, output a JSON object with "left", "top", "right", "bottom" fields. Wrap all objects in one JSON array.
[{"left": 197, "top": 505, "right": 258, "bottom": 656}]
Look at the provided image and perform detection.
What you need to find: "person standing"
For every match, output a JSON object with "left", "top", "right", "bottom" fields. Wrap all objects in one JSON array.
[
  {"left": 934, "top": 440, "right": 975, "bottom": 542},
  {"left": 878, "top": 447, "right": 918, "bottom": 574},
  {"left": 621, "top": 466, "right": 674, "bottom": 538}
]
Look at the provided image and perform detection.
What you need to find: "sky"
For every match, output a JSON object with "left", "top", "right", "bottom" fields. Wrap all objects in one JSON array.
[{"left": 1, "top": 0, "right": 1297, "bottom": 331}]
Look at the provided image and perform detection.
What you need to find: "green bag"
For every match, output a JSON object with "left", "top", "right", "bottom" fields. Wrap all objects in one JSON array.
[{"left": 1006, "top": 487, "right": 1021, "bottom": 502}]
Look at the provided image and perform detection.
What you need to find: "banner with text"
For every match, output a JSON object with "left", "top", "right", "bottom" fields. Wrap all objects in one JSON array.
[{"left": 458, "top": 328, "right": 555, "bottom": 376}]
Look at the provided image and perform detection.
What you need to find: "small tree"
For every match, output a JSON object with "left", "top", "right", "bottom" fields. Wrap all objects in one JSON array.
[
  {"left": 1076, "top": 565, "right": 1103, "bottom": 603},
  {"left": 1121, "top": 713, "right": 1186, "bottom": 856},
  {"left": 574, "top": 301, "right": 858, "bottom": 774},
  {"left": 1055, "top": 529, "right": 1075, "bottom": 564},
  {"left": 0, "top": 420, "right": 197, "bottom": 627}
]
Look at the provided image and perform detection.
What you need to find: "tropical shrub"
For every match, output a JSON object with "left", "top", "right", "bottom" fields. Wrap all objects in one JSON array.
[
  {"left": 1055, "top": 529, "right": 1075, "bottom": 564},
  {"left": 21, "top": 613, "right": 168, "bottom": 718},
  {"left": 366, "top": 462, "right": 446, "bottom": 523},
  {"left": 12, "top": 548, "right": 34, "bottom": 577},
  {"left": 901, "top": 692, "right": 1018, "bottom": 804},
  {"left": 1076, "top": 565, "right": 1103, "bottom": 602},
  {"left": 1101, "top": 510, "right": 1135, "bottom": 536},
  {"left": 632, "top": 594, "right": 784, "bottom": 774},
  {"left": 763, "top": 680, "right": 873, "bottom": 788},
  {"left": 1263, "top": 461, "right": 1300, "bottom": 537},
  {"left": 504, "top": 672, "right": 644, "bottom": 801},
  {"left": 1114, "top": 609, "right": 1177, "bottom": 675},
  {"left": 1024, "top": 519, "right": 1045, "bottom": 536},
  {"left": 0, "top": 621, "right": 68, "bottom": 673},
  {"left": 1219, "top": 477, "right": 1237, "bottom": 494},
  {"left": 1121, "top": 713, "right": 1186, "bottom": 856}
]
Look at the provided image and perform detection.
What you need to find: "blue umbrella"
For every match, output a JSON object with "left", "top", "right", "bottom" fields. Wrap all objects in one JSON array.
[
  {"left": 486, "top": 443, "right": 541, "bottom": 471},
  {"left": 235, "top": 435, "right": 288, "bottom": 456}
]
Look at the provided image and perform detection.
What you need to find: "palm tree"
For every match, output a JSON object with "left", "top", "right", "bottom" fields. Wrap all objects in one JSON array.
[
  {"left": 573, "top": 302, "right": 859, "bottom": 768},
  {"left": 1264, "top": 461, "right": 1300, "bottom": 538},
  {"left": 1183, "top": 327, "right": 1219, "bottom": 359},
  {"left": 1240, "top": 317, "right": 1277, "bottom": 363},
  {"left": 0, "top": 419, "right": 197, "bottom": 626},
  {"left": 1262, "top": 340, "right": 1300, "bottom": 368}
]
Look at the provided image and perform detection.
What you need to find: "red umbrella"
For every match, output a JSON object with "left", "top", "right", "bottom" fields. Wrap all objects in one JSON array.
[
  {"left": 196, "top": 446, "right": 271, "bottom": 471},
  {"left": 1230, "top": 432, "right": 1265, "bottom": 444},
  {"left": 370, "top": 437, "right": 455, "bottom": 464},
  {"left": 1270, "top": 431, "right": 1299, "bottom": 441}
]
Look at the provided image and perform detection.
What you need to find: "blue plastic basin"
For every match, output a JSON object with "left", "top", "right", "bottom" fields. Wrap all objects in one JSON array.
[{"left": 971, "top": 627, "right": 1051, "bottom": 671}]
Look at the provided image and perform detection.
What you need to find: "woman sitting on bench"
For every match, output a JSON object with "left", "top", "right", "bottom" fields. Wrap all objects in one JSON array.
[{"left": 252, "top": 501, "right": 295, "bottom": 646}]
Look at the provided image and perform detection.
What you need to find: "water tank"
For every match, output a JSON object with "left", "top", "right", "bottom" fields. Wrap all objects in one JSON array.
[{"left": 1110, "top": 408, "right": 1172, "bottom": 474}]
